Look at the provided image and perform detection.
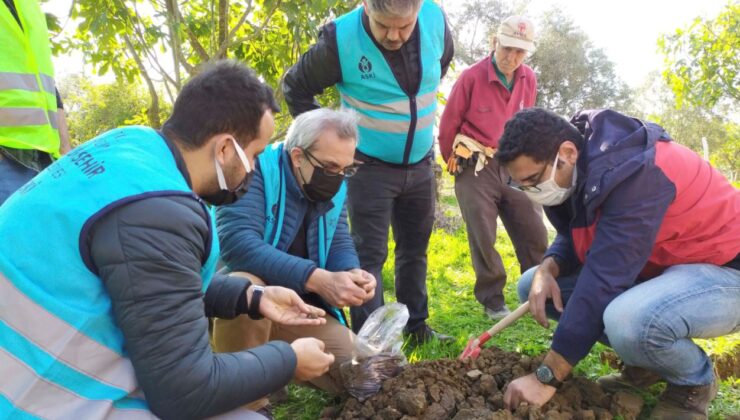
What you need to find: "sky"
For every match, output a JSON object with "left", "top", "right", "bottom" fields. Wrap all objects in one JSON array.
[{"left": 42, "top": 0, "right": 729, "bottom": 89}]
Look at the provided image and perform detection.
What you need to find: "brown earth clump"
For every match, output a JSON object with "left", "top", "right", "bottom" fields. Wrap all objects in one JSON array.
[{"left": 322, "top": 346, "right": 644, "bottom": 420}]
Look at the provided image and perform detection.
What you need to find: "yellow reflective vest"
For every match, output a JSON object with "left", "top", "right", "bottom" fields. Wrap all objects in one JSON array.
[{"left": 0, "top": 0, "right": 60, "bottom": 157}]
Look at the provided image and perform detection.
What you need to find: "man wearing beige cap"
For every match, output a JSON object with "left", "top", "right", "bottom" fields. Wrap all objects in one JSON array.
[{"left": 439, "top": 16, "right": 547, "bottom": 320}]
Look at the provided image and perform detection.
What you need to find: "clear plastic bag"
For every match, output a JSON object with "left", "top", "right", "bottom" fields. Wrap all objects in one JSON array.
[{"left": 340, "top": 303, "right": 409, "bottom": 401}]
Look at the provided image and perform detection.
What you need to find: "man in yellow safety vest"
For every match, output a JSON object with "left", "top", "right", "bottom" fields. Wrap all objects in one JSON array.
[{"left": 1, "top": 0, "right": 71, "bottom": 204}]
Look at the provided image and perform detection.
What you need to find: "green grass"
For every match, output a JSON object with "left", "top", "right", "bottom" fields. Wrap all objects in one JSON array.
[{"left": 274, "top": 170, "right": 740, "bottom": 419}]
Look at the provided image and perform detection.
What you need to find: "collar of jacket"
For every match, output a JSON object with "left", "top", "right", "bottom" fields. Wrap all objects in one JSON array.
[{"left": 486, "top": 53, "right": 528, "bottom": 86}]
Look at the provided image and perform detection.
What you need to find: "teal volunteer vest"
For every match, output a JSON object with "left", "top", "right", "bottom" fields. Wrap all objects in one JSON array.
[
  {"left": 259, "top": 142, "right": 347, "bottom": 324},
  {"left": 335, "top": 0, "right": 445, "bottom": 165},
  {"left": 0, "top": 126, "right": 219, "bottom": 418}
]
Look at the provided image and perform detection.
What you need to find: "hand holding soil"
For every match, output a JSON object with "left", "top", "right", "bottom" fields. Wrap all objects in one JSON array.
[
  {"left": 503, "top": 372, "right": 557, "bottom": 409},
  {"left": 349, "top": 268, "right": 377, "bottom": 303},
  {"left": 258, "top": 286, "right": 327, "bottom": 326},
  {"left": 291, "top": 337, "right": 335, "bottom": 382},
  {"left": 305, "top": 268, "right": 368, "bottom": 307}
]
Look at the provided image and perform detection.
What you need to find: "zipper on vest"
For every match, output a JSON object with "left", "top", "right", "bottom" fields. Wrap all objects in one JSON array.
[{"left": 402, "top": 95, "right": 418, "bottom": 165}]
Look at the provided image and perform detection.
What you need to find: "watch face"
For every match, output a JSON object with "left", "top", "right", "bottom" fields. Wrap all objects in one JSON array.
[{"left": 536, "top": 365, "right": 554, "bottom": 383}]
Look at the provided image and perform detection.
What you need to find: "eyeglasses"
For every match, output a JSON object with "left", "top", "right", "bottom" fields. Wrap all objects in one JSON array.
[
  {"left": 506, "top": 160, "right": 551, "bottom": 192},
  {"left": 302, "top": 148, "right": 361, "bottom": 178}
]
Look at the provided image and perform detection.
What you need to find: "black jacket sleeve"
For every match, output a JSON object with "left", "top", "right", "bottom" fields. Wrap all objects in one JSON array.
[
  {"left": 89, "top": 195, "right": 296, "bottom": 420},
  {"left": 55, "top": 88, "right": 64, "bottom": 109},
  {"left": 282, "top": 23, "right": 342, "bottom": 117},
  {"left": 440, "top": 11, "right": 454, "bottom": 78},
  {"left": 203, "top": 273, "right": 250, "bottom": 319}
]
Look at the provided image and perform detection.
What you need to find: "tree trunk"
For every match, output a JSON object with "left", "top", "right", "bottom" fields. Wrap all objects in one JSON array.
[
  {"left": 164, "top": 0, "right": 183, "bottom": 90},
  {"left": 124, "top": 36, "right": 161, "bottom": 128},
  {"left": 217, "top": 0, "right": 229, "bottom": 59}
]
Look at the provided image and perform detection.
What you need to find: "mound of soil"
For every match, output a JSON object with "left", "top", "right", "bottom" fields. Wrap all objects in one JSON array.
[{"left": 322, "top": 346, "right": 644, "bottom": 420}]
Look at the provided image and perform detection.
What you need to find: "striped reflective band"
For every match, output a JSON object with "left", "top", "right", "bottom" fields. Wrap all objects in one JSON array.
[
  {"left": 48, "top": 110, "right": 58, "bottom": 129},
  {"left": 0, "top": 350, "right": 154, "bottom": 420},
  {"left": 0, "top": 108, "right": 49, "bottom": 126},
  {"left": 416, "top": 91, "right": 438, "bottom": 110},
  {"left": 341, "top": 90, "right": 437, "bottom": 115},
  {"left": 39, "top": 73, "right": 56, "bottom": 95},
  {"left": 0, "top": 72, "right": 55, "bottom": 94},
  {"left": 0, "top": 72, "right": 39, "bottom": 91},
  {"left": 342, "top": 94, "right": 408, "bottom": 114},
  {"left": 357, "top": 111, "right": 436, "bottom": 134},
  {"left": 0, "top": 272, "right": 138, "bottom": 392}
]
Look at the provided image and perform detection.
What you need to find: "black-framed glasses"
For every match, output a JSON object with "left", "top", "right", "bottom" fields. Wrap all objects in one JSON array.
[
  {"left": 302, "top": 148, "right": 361, "bottom": 178},
  {"left": 506, "top": 162, "right": 551, "bottom": 192}
]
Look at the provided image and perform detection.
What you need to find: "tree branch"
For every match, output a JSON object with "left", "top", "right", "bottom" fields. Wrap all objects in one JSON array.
[
  {"left": 217, "top": 0, "right": 281, "bottom": 57},
  {"left": 128, "top": 3, "right": 180, "bottom": 89},
  {"left": 123, "top": 35, "right": 161, "bottom": 128}
]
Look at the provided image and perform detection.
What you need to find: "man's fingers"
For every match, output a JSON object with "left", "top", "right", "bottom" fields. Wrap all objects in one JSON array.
[
  {"left": 349, "top": 294, "right": 364, "bottom": 307},
  {"left": 322, "top": 352, "right": 335, "bottom": 372},
  {"left": 529, "top": 291, "right": 541, "bottom": 320},
  {"left": 531, "top": 293, "right": 549, "bottom": 328},
  {"left": 503, "top": 387, "right": 514, "bottom": 410},
  {"left": 302, "top": 304, "right": 326, "bottom": 317},
  {"left": 552, "top": 285, "right": 564, "bottom": 313},
  {"left": 287, "top": 317, "right": 326, "bottom": 326},
  {"left": 365, "top": 288, "right": 375, "bottom": 302}
]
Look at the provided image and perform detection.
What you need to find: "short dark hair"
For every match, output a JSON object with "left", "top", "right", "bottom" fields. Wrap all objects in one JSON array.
[
  {"left": 495, "top": 108, "right": 584, "bottom": 164},
  {"left": 366, "top": 0, "right": 422, "bottom": 15},
  {"left": 162, "top": 60, "right": 280, "bottom": 150}
]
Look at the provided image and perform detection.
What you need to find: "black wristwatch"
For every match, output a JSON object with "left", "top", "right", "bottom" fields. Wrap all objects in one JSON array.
[
  {"left": 247, "top": 285, "right": 265, "bottom": 320},
  {"left": 535, "top": 364, "right": 563, "bottom": 389}
]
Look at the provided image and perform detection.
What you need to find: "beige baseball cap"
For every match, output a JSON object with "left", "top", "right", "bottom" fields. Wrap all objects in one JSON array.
[{"left": 497, "top": 16, "right": 536, "bottom": 52}]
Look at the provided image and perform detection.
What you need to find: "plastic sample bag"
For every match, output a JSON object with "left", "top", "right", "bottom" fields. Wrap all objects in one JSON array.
[{"left": 340, "top": 303, "right": 409, "bottom": 401}]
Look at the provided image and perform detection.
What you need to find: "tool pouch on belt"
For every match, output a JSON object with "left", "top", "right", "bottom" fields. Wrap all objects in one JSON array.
[{"left": 446, "top": 134, "right": 494, "bottom": 176}]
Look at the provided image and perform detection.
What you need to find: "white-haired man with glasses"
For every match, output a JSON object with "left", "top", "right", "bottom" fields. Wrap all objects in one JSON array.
[{"left": 212, "top": 108, "right": 376, "bottom": 409}]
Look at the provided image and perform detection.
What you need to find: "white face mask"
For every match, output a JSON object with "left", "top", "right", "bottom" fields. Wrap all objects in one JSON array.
[
  {"left": 204, "top": 138, "right": 254, "bottom": 206},
  {"left": 524, "top": 154, "right": 577, "bottom": 206},
  {"left": 215, "top": 138, "right": 252, "bottom": 190}
]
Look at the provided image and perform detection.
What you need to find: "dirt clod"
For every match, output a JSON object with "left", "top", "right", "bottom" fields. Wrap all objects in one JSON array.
[
  {"left": 609, "top": 391, "right": 643, "bottom": 420},
  {"left": 326, "top": 346, "right": 645, "bottom": 419},
  {"left": 466, "top": 369, "right": 483, "bottom": 379}
]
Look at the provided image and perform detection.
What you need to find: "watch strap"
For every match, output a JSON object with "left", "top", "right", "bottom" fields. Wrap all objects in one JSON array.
[
  {"left": 247, "top": 286, "right": 264, "bottom": 320},
  {"left": 536, "top": 363, "right": 563, "bottom": 389}
]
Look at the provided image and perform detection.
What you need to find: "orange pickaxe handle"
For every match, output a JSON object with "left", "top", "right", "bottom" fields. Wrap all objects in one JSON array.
[{"left": 459, "top": 301, "right": 531, "bottom": 360}]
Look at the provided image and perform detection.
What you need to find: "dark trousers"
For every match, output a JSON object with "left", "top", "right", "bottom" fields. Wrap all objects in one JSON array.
[
  {"left": 0, "top": 153, "right": 45, "bottom": 206},
  {"left": 455, "top": 158, "right": 548, "bottom": 310},
  {"left": 347, "top": 154, "right": 435, "bottom": 333}
]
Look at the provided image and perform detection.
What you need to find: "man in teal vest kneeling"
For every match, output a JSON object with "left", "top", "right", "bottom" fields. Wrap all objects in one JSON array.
[
  {"left": 213, "top": 108, "right": 377, "bottom": 404},
  {"left": 0, "top": 61, "right": 335, "bottom": 420}
]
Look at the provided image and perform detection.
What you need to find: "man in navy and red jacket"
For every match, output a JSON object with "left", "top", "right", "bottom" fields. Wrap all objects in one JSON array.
[{"left": 495, "top": 108, "right": 739, "bottom": 419}]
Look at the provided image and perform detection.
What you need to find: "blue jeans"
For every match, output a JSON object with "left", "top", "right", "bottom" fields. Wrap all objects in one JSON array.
[
  {"left": 0, "top": 154, "right": 40, "bottom": 206},
  {"left": 517, "top": 263, "right": 740, "bottom": 385}
]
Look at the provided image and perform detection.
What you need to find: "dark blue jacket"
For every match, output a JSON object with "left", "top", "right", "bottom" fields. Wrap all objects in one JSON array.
[
  {"left": 216, "top": 150, "right": 359, "bottom": 297},
  {"left": 545, "top": 109, "right": 740, "bottom": 365}
]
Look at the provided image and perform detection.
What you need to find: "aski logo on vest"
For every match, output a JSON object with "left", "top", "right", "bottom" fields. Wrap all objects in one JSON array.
[{"left": 358, "top": 56, "right": 376, "bottom": 81}]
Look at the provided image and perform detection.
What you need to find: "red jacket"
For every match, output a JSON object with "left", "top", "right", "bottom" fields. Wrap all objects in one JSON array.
[
  {"left": 546, "top": 109, "right": 740, "bottom": 364},
  {"left": 438, "top": 56, "right": 537, "bottom": 161}
]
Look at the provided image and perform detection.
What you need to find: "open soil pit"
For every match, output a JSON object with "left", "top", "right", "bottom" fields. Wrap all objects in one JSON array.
[{"left": 322, "top": 346, "right": 644, "bottom": 420}]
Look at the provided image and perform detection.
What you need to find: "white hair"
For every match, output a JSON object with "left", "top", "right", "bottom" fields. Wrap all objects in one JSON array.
[
  {"left": 366, "top": 0, "right": 422, "bottom": 15},
  {"left": 284, "top": 108, "right": 359, "bottom": 151}
]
